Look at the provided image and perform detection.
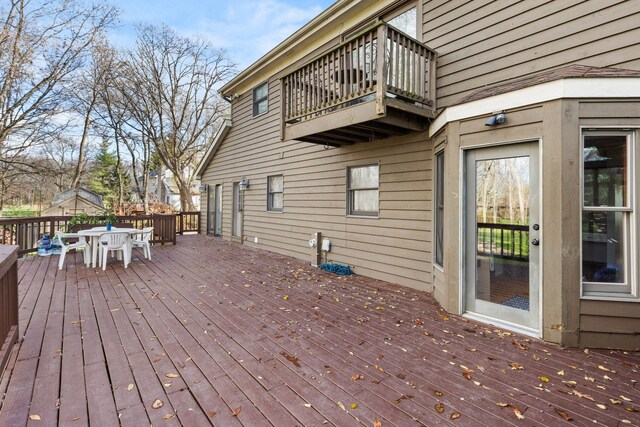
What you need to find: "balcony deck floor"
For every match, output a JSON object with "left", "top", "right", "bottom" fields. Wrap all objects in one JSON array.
[{"left": 0, "top": 235, "right": 638, "bottom": 426}]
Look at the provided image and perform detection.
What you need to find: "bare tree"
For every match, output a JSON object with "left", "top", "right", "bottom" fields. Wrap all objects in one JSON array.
[
  {"left": 0, "top": 0, "right": 118, "bottom": 182},
  {"left": 124, "top": 24, "right": 235, "bottom": 211}
]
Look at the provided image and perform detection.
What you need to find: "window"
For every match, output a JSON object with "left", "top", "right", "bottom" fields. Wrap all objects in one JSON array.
[
  {"left": 581, "top": 130, "right": 636, "bottom": 297},
  {"left": 267, "top": 175, "right": 283, "bottom": 212},
  {"left": 347, "top": 164, "right": 379, "bottom": 216},
  {"left": 252, "top": 82, "right": 268, "bottom": 116},
  {"left": 386, "top": 5, "right": 417, "bottom": 38},
  {"left": 435, "top": 150, "right": 445, "bottom": 267}
]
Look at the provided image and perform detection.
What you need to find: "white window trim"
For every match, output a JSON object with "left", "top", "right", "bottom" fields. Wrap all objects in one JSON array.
[
  {"left": 346, "top": 163, "right": 380, "bottom": 217},
  {"left": 267, "top": 174, "right": 284, "bottom": 212},
  {"left": 252, "top": 81, "right": 269, "bottom": 117},
  {"left": 580, "top": 128, "right": 638, "bottom": 300},
  {"left": 434, "top": 148, "right": 445, "bottom": 268}
]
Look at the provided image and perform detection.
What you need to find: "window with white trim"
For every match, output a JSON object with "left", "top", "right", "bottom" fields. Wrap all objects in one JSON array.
[
  {"left": 581, "top": 130, "right": 637, "bottom": 297},
  {"left": 347, "top": 164, "right": 379, "bottom": 216},
  {"left": 252, "top": 82, "right": 268, "bottom": 116},
  {"left": 267, "top": 175, "right": 283, "bottom": 212}
]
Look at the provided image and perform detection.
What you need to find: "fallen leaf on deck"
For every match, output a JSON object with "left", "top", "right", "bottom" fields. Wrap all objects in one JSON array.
[
  {"left": 512, "top": 339, "right": 528, "bottom": 350},
  {"left": 554, "top": 407, "right": 572, "bottom": 421},
  {"left": 207, "top": 410, "right": 216, "bottom": 417},
  {"left": 435, "top": 403, "right": 445, "bottom": 413},
  {"left": 572, "top": 390, "right": 594, "bottom": 401},
  {"left": 625, "top": 407, "right": 638, "bottom": 412},
  {"left": 232, "top": 406, "right": 241, "bottom": 416},
  {"left": 375, "top": 306, "right": 384, "bottom": 310},
  {"left": 414, "top": 319, "right": 424, "bottom": 325},
  {"left": 460, "top": 365, "right": 474, "bottom": 373},
  {"left": 539, "top": 376, "right": 550, "bottom": 383},
  {"left": 511, "top": 407, "right": 525, "bottom": 420},
  {"left": 496, "top": 402, "right": 509, "bottom": 407},
  {"left": 532, "top": 354, "right": 540, "bottom": 361},
  {"left": 509, "top": 362, "right": 524, "bottom": 370},
  {"left": 373, "top": 418, "right": 382, "bottom": 427},
  {"left": 352, "top": 374, "right": 363, "bottom": 381},
  {"left": 620, "top": 395, "right": 632, "bottom": 402},
  {"left": 303, "top": 403, "right": 311, "bottom": 408},
  {"left": 373, "top": 364, "right": 384, "bottom": 372},
  {"left": 557, "top": 370, "right": 565, "bottom": 376},
  {"left": 280, "top": 352, "right": 301, "bottom": 368},
  {"left": 29, "top": 415, "right": 41, "bottom": 421},
  {"left": 162, "top": 414, "right": 174, "bottom": 420},
  {"left": 110, "top": 308, "right": 120, "bottom": 312},
  {"left": 596, "top": 404, "right": 607, "bottom": 410},
  {"left": 351, "top": 403, "right": 358, "bottom": 409},
  {"left": 450, "top": 412, "right": 461, "bottom": 420},
  {"left": 462, "top": 372, "right": 472, "bottom": 380},
  {"left": 622, "top": 420, "right": 631, "bottom": 424},
  {"left": 283, "top": 295, "right": 289, "bottom": 300},
  {"left": 597, "top": 365, "right": 613, "bottom": 372},
  {"left": 152, "top": 399, "right": 163, "bottom": 409},
  {"left": 338, "top": 402, "right": 346, "bottom": 411},
  {"left": 127, "top": 384, "right": 134, "bottom": 391},
  {"left": 165, "top": 373, "right": 179, "bottom": 378},
  {"left": 434, "top": 390, "right": 444, "bottom": 397},
  {"left": 610, "top": 399, "right": 621, "bottom": 404}
]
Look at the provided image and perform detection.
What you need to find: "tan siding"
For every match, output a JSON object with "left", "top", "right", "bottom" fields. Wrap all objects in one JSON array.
[
  {"left": 422, "top": 0, "right": 640, "bottom": 107},
  {"left": 201, "top": 77, "right": 434, "bottom": 292}
]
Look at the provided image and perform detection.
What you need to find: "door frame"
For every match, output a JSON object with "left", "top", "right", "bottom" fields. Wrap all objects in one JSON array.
[
  {"left": 459, "top": 138, "right": 543, "bottom": 337},
  {"left": 232, "top": 181, "right": 243, "bottom": 240},
  {"left": 214, "top": 184, "right": 222, "bottom": 237}
]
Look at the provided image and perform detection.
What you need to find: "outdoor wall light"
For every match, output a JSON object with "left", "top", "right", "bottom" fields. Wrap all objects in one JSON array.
[
  {"left": 485, "top": 112, "right": 507, "bottom": 126},
  {"left": 199, "top": 184, "right": 208, "bottom": 192},
  {"left": 239, "top": 177, "right": 250, "bottom": 191}
]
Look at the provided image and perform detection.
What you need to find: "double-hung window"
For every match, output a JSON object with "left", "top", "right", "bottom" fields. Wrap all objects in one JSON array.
[
  {"left": 581, "top": 130, "right": 637, "bottom": 297},
  {"left": 253, "top": 82, "right": 268, "bottom": 116},
  {"left": 347, "top": 164, "right": 379, "bottom": 216},
  {"left": 267, "top": 175, "right": 283, "bottom": 212}
]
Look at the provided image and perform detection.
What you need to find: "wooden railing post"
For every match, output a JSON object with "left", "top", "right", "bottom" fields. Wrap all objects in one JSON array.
[
  {"left": 375, "top": 24, "right": 388, "bottom": 115},
  {"left": 0, "top": 245, "right": 19, "bottom": 377}
]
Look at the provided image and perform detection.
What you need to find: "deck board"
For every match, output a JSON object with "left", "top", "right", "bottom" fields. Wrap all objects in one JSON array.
[{"left": 0, "top": 235, "right": 638, "bottom": 426}]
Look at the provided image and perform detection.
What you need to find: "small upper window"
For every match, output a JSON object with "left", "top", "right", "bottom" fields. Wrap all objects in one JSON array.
[
  {"left": 267, "top": 175, "right": 283, "bottom": 212},
  {"left": 386, "top": 6, "right": 417, "bottom": 38},
  {"left": 253, "top": 82, "right": 268, "bottom": 116},
  {"left": 347, "top": 164, "right": 379, "bottom": 216}
]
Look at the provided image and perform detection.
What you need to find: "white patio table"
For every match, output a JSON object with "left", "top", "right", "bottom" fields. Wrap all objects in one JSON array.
[{"left": 78, "top": 227, "right": 141, "bottom": 268}]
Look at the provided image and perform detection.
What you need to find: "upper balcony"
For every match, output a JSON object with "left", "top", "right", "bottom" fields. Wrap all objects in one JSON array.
[{"left": 281, "top": 22, "right": 437, "bottom": 146}]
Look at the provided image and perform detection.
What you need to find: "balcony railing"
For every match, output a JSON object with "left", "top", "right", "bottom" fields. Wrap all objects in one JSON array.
[
  {"left": 281, "top": 22, "right": 437, "bottom": 144},
  {"left": 477, "top": 222, "right": 529, "bottom": 262}
]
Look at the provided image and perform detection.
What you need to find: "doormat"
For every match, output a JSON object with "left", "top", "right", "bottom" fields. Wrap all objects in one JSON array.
[{"left": 501, "top": 295, "right": 529, "bottom": 311}]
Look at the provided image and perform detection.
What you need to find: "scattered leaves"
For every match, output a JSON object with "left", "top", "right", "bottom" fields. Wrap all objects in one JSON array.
[
  {"left": 350, "top": 403, "right": 358, "bottom": 409},
  {"left": 152, "top": 399, "right": 163, "bottom": 409},
  {"left": 450, "top": 412, "right": 461, "bottom": 420},
  {"left": 509, "top": 362, "right": 524, "bottom": 370},
  {"left": 554, "top": 407, "right": 572, "bottom": 421},
  {"left": 434, "top": 390, "right": 443, "bottom": 397},
  {"left": 373, "top": 364, "right": 385, "bottom": 373},
  {"left": 557, "top": 370, "right": 565, "bottom": 376},
  {"left": 351, "top": 374, "right": 363, "bottom": 381},
  {"left": 162, "top": 414, "right": 175, "bottom": 420},
  {"left": 232, "top": 406, "right": 241, "bottom": 416},
  {"left": 338, "top": 402, "right": 346, "bottom": 411},
  {"left": 127, "top": 384, "right": 134, "bottom": 391},
  {"left": 597, "top": 365, "right": 614, "bottom": 373},
  {"left": 283, "top": 295, "right": 289, "bottom": 300},
  {"left": 620, "top": 395, "right": 632, "bottom": 402},
  {"left": 373, "top": 418, "right": 382, "bottom": 427},
  {"left": 29, "top": 415, "right": 41, "bottom": 421},
  {"left": 596, "top": 404, "right": 607, "bottom": 410},
  {"left": 435, "top": 403, "right": 445, "bottom": 414},
  {"left": 539, "top": 376, "right": 550, "bottom": 383},
  {"left": 303, "top": 403, "right": 311, "bottom": 408},
  {"left": 165, "top": 373, "right": 179, "bottom": 378}
]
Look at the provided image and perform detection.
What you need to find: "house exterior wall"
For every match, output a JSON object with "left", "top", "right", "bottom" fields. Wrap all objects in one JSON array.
[
  {"left": 200, "top": 79, "right": 434, "bottom": 291},
  {"left": 423, "top": 0, "right": 640, "bottom": 108},
  {"left": 199, "top": 1, "right": 640, "bottom": 349},
  {"left": 437, "top": 98, "right": 640, "bottom": 349}
]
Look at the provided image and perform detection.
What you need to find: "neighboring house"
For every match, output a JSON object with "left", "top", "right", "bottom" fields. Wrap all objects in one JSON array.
[
  {"left": 132, "top": 169, "right": 200, "bottom": 211},
  {"left": 42, "top": 187, "right": 104, "bottom": 216},
  {"left": 195, "top": 1, "right": 640, "bottom": 350}
]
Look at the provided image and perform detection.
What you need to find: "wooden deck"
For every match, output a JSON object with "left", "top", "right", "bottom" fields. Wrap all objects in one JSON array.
[{"left": 0, "top": 235, "right": 638, "bottom": 426}]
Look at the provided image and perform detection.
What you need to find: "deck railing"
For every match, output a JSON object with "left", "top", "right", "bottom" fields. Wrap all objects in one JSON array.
[
  {"left": 282, "top": 22, "right": 437, "bottom": 125},
  {"left": 477, "top": 222, "right": 530, "bottom": 261},
  {"left": 0, "top": 245, "right": 19, "bottom": 376},
  {"left": 0, "top": 212, "right": 200, "bottom": 256}
]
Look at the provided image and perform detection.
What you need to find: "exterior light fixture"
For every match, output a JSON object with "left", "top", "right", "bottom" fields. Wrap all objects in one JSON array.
[
  {"left": 199, "top": 184, "right": 208, "bottom": 192},
  {"left": 485, "top": 112, "right": 507, "bottom": 126},
  {"left": 239, "top": 177, "right": 250, "bottom": 191}
]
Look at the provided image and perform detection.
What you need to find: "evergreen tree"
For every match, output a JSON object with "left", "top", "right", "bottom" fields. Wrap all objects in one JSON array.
[{"left": 89, "top": 142, "right": 130, "bottom": 210}]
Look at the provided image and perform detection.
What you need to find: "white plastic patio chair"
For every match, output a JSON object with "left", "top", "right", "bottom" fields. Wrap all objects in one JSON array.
[
  {"left": 56, "top": 232, "right": 90, "bottom": 270},
  {"left": 131, "top": 227, "right": 153, "bottom": 260},
  {"left": 98, "top": 232, "right": 131, "bottom": 270}
]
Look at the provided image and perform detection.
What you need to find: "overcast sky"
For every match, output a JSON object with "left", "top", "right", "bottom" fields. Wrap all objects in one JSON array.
[{"left": 108, "top": 0, "right": 335, "bottom": 69}]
